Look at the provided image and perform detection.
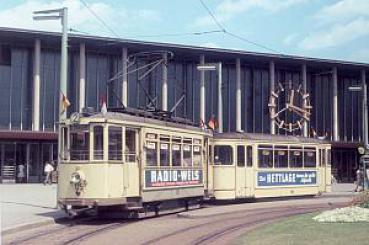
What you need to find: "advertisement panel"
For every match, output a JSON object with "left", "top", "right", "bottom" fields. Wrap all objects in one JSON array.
[
  {"left": 145, "top": 169, "right": 203, "bottom": 188},
  {"left": 257, "top": 171, "right": 317, "bottom": 187}
]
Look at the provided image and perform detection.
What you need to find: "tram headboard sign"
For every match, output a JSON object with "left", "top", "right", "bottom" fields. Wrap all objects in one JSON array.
[
  {"left": 257, "top": 171, "right": 317, "bottom": 187},
  {"left": 145, "top": 169, "right": 203, "bottom": 188}
]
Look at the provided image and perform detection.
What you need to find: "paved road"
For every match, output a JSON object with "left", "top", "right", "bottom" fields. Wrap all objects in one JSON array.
[{"left": 3, "top": 192, "right": 354, "bottom": 245}]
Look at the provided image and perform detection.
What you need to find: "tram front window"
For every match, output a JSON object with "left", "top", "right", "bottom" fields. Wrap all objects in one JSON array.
[
  {"left": 214, "top": 145, "right": 233, "bottom": 165},
  {"left": 94, "top": 126, "right": 104, "bottom": 160},
  {"left": 109, "top": 126, "right": 122, "bottom": 160},
  {"left": 70, "top": 125, "right": 89, "bottom": 161}
]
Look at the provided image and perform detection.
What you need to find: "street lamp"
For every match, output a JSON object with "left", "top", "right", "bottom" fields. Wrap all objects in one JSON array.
[
  {"left": 348, "top": 77, "right": 369, "bottom": 190},
  {"left": 33, "top": 7, "right": 68, "bottom": 121},
  {"left": 197, "top": 62, "right": 223, "bottom": 133}
]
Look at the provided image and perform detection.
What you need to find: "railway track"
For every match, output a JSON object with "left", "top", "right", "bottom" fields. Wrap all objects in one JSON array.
[{"left": 3, "top": 199, "right": 349, "bottom": 245}]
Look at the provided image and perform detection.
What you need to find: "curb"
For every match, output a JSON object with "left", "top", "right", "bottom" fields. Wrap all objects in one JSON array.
[{"left": 2, "top": 216, "right": 68, "bottom": 236}]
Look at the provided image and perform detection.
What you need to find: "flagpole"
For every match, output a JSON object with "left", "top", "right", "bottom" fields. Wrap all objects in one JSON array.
[{"left": 59, "top": 7, "right": 68, "bottom": 120}]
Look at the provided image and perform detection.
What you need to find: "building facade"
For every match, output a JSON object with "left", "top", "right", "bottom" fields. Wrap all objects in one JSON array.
[{"left": 0, "top": 27, "right": 367, "bottom": 183}]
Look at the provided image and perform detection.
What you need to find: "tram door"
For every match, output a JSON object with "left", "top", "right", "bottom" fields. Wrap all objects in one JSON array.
[
  {"left": 319, "top": 147, "right": 327, "bottom": 192},
  {"left": 236, "top": 145, "right": 254, "bottom": 198},
  {"left": 124, "top": 128, "right": 140, "bottom": 196}
]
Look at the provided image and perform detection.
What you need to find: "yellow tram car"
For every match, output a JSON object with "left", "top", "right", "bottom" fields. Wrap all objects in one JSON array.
[
  {"left": 57, "top": 110, "right": 331, "bottom": 215},
  {"left": 209, "top": 133, "right": 331, "bottom": 200}
]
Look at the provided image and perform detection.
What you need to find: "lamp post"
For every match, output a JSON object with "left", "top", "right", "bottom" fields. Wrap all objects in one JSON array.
[
  {"left": 349, "top": 78, "right": 368, "bottom": 190},
  {"left": 33, "top": 7, "right": 68, "bottom": 121},
  {"left": 33, "top": 8, "right": 68, "bottom": 170},
  {"left": 197, "top": 62, "right": 223, "bottom": 132}
]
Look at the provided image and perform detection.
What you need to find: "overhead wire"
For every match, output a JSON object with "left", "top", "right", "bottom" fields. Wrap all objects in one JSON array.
[{"left": 198, "top": 0, "right": 281, "bottom": 54}]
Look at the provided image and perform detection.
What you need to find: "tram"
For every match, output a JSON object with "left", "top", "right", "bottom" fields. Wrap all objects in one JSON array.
[
  {"left": 57, "top": 109, "right": 331, "bottom": 215},
  {"left": 210, "top": 133, "right": 331, "bottom": 200}
]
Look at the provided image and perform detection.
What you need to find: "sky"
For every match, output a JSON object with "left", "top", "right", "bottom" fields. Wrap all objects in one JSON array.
[{"left": 1, "top": 0, "right": 369, "bottom": 63}]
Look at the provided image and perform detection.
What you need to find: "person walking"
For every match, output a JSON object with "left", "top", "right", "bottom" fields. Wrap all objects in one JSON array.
[
  {"left": 354, "top": 166, "right": 363, "bottom": 192},
  {"left": 43, "top": 161, "right": 54, "bottom": 185},
  {"left": 17, "top": 163, "right": 26, "bottom": 183}
]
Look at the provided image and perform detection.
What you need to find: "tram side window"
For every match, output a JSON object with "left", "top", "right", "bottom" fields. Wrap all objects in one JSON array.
[
  {"left": 304, "top": 148, "right": 316, "bottom": 167},
  {"left": 214, "top": 145, "right": 233, "bottom": 165},
  {"left": 237, "top": 146, "right": 245, "bottom": 167},
  {"left": 70, "top": 126, "right": 89, "bottom": 161},
  {"left": 183, "top": 144, "right": 192, "bottom": 167},
  {"left": 172, "top": 144, "right": 181, "bottom": 167},
  {"left": 125, "top": 129, "right": 136, "bottom": 162},
  {"left": 258, "top": 146, "right": 273, "bottom": 168},
  {"left": 160, "top": 143, "right": 170, "bottom": 166},
  {"left": 246, "top": 146, "right": 253, "bottom": 167},
  {"left": 274, "top": 146, "right": 288, "bottom": 168},
  {"left": 108, "top": 126, "right": 122, "bottom": 161},
  {"left": 193, "top": 145, "right": 202, "bottom": 167},
  {"left": 146, "top": 142, "right": 157, "bottom": 166},
  {"left": 93, "top": 126, "right": 104, "bottom": 160},
  {"left": 289, "top": 147, "right": 303, "bottom": 168}
]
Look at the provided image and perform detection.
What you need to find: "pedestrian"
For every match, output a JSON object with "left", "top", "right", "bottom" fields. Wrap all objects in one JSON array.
[
  {"left": 17, "top": 163, "right": 26, "bottom": 183},
  {"left": 43, "top": 161, "right": 54, "bottom": 185},
  {"left": 354, "top": 166, "right": 363, "bottom": 192}
]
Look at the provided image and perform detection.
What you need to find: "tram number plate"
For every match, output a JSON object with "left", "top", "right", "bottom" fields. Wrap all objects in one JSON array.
[
  {"left": 257, "top": 171, "right": 317, "bottom": 186},
  {"left": 145, "top": 169, "right": 203, "bottom": 188}
]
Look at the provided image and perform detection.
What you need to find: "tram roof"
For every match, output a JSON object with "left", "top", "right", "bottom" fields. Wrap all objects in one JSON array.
[
  {"left": 214, "top": 132, "right": 328, "bottom": 144},
  {"left": 86, "top": 111, "right": 211, "bottom": 133}
]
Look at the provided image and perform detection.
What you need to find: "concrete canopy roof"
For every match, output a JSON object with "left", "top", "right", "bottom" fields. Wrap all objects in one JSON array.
[{"left": 0, "top": 26, "right": 368, "bottom": 73}]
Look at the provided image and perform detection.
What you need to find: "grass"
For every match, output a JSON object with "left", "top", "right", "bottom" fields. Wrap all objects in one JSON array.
[{"left": 234, "top": 212, "right": 369, "bottom": 245}]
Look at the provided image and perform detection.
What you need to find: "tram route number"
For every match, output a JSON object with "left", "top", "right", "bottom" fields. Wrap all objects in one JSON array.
[
  {"left": 145, "top": 169, "right": 203, "bottom": 188},
  {"left": 257, "top": 171, "right": 317, "bottom": 186}
]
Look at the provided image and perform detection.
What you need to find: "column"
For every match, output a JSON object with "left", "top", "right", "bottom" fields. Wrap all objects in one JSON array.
[
  {"left": 236, "top": 58, "right": 242, "bottom": 132},
  {"left": 302, "top": 64, "right": 308, "bottom": 137},
  {"left": 79, "top": 43, "right": 86, "bottom": 112},
  {"left": 362, "top": 69, "right": 368, "bottom": 148},
  {"left": 218, "top": 62, "right": 223, "bottom": 133},
  {"left": 200, "top": 54, "right": 205, "bottom": 123},
  {"left": 122, "top": 48, "right": 128, "bottom": 107},
  {"left": 32, "top": 39, "right": 41, "bottom": 131},
  {"left": 333, "top": 67, "right": 339, "bottom": 141},
  {"left": 161, "top": 52, "right": 168, "bottom": 111},
  {"left": 269, "top": 61, "right": 276, "bottom": 134}
]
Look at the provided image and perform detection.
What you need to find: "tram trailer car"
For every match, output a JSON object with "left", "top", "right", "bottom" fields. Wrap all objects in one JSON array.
[
  {"left": 57, "top": 111, "right": 331, "bottom": 215},
  {"left": 57, "top": 111, "right": 212, "bottom": 215},
  {"left": 210, "top": 133, "right": 331, "bottom": 200}
]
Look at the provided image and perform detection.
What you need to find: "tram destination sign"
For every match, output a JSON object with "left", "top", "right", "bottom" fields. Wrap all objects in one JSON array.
[
  {"left": 145, "top": 169, "right": 203, "bottom": 188},
  {"left": 257, "top": 171, "right": 317, "bottom": 187}
]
